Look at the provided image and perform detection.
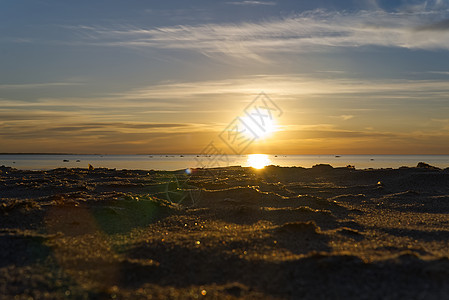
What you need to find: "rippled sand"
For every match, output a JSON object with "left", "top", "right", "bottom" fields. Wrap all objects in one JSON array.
[{"left": 1, "top": 164, "right": 448, "bottom": 299}]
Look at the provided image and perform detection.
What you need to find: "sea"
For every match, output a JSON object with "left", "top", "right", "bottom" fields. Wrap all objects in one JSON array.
[{"left": 0, "top": 154, "right": 449, "bottom": 171}]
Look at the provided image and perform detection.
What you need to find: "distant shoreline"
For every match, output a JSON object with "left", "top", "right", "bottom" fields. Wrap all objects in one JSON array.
[
  {"left": 2, "top": 154, "right": 449, "bottom": 171},
  {"left": 1, "top": 163, "right": 447, "bottom": 172}
]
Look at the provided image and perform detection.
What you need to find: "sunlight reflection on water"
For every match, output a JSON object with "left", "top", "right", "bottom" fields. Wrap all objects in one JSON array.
[{"left": 246, "top": 154, "right": 271, "bottom": 169}]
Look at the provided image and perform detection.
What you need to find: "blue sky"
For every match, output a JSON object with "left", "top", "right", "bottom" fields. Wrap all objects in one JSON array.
[{"left": 1, "top": 0, "right": 449, "bottom": 154}]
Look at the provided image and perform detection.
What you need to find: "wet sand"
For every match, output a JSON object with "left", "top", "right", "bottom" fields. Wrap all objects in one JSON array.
[{"left": 1, "top": 164, "right": 448, "bottom": 299}]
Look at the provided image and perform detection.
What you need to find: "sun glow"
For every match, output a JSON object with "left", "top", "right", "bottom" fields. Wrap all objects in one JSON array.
[
  {"left": 247, "top": 154, "right": 271, "bottom": 169},
  {"left": 241, "top": 109, "right": 278, "bottom": 140}
]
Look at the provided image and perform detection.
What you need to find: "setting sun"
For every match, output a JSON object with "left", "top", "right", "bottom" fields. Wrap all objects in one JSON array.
[
  {"left": 241, "top": 109, "right": 278, "bottom": 140},
  {"left": 247, "top": 154, "right": 271, "bottom": 169}
]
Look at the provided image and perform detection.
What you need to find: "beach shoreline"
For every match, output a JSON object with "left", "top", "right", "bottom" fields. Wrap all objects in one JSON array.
[{"left": 1, "top": 164, "right": 448, "bottom": 299}]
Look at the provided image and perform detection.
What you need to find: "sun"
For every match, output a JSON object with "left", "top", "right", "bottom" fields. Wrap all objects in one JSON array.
[
  {"left": 247, "top": 154, "right": 271, "bottom": 169},
  {"left": 241, "top": 109, "right": 278, "bottom": 140}
]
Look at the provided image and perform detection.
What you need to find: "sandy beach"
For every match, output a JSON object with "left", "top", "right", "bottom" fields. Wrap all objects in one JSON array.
[{"left": 1, "top": 164, "right": 448, "bottom": 299}]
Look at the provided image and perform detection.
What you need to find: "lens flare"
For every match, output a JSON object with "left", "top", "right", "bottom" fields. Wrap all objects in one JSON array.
[{"left": 247, "top": 154, "right": 270, "bottom": 169}]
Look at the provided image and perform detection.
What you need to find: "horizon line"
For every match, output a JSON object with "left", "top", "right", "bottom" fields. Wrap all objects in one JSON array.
[{"left": 1, "top": 153, "right": 449, "bottom": 156}]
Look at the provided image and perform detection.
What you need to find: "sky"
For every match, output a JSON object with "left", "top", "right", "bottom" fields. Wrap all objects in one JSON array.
[{"left": 1, "top": 0, "right": 449, "bottom": 154}]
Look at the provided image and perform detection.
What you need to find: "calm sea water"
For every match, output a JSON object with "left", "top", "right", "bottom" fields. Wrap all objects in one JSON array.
[{"left": 0, "top": 154, "right": 449, "bottom": 171}]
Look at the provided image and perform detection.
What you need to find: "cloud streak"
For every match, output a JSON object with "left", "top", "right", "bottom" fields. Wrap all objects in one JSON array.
[
  {"left": 0, "top": 82, "right": 83, "bottom": 89},
  {"left": 74, "top": 9, "right": 449, "bottom": 60},
  {"left": 2, "top": 75, "right": 449, "bottom": 111},
  {"left": 226, "top": 1, "right": 276, "bottom": 6},
  {"left": 415, "top": 18, "right": 449, "bottom": 31}
]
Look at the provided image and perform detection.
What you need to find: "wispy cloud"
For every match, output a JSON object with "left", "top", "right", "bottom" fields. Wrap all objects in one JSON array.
[
  {"left": 0, "top": 82, "right": 83, "bottom": 89},
  {"left": 3, "top": 75, "right": 449, "bottom": 109},
  {"left": 426, "top": 71, "right": 449, "bottom": 75},
  {"left": 226, "top": 1, "right": 276, "bottom": 6},
  {"left": 415, "top": 18, "right": 449, "bottom": 31},
  {"left": 73, "top": 10, "right": 449, "bottom": 60},
  {"left": 333, "top": 115, "right": 354, "bottom": 121},
  {"left": 113, "top": 75, "right": 449, "bottom": 103}
]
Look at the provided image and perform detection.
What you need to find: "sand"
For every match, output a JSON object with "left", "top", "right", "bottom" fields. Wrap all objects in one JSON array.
[{"left": 0, "top": 164, "right": 448, "bottom": 299}]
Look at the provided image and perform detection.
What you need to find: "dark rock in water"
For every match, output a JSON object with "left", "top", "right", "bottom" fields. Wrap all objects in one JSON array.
[
  {"left": 416, "top": 162, "right": 441, "bottom": 170},
  {"left": 63, "top": 160, "right": 69, "bottom": 162},
  {"left": 76, "top": 160, "right": 81, "bottom": 162}
]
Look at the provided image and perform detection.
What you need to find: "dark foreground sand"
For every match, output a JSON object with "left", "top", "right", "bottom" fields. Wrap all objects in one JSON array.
[{"left": 1, "top": 164, "right": 448, "bottom": 299}]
